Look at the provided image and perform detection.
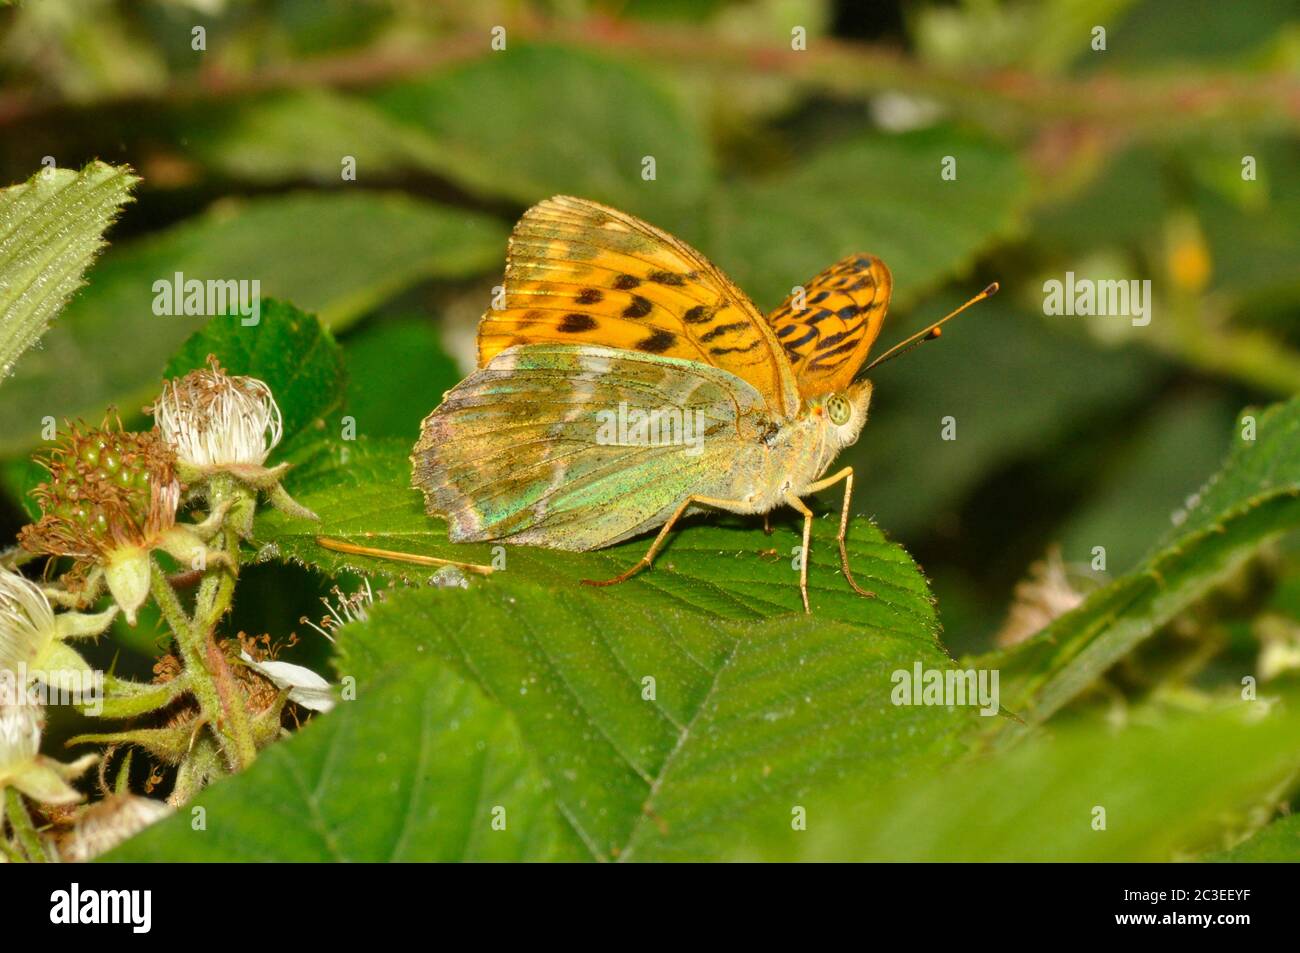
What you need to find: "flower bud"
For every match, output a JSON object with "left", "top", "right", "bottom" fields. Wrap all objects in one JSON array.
[{"left": 103, "top": 547, "right": 152, "bottom": 626}]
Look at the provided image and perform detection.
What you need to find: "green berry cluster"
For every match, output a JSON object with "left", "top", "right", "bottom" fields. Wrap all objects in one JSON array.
[{"left": 21, "top": 421, "right": 176, "bottom": 558}]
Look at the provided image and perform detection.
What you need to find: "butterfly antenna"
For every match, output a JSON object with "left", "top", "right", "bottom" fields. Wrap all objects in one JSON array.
[
  {"left": 858, "top": 282, "right": 998, "bottom": 377},
  {"left": 315, "top": 537, "right": 496, "bottom": 575}
]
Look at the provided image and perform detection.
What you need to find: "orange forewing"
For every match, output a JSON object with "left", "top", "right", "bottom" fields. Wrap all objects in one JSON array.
[
  {"left": 477, "top": 196, "right": 800, "bottom": 419},
  {"left": 766, "top": 255, "right": 892, "bottom": 397}
]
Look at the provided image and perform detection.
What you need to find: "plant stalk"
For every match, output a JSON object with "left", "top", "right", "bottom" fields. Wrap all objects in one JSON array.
[
  {"left": 149, "top": 560, "right": 256, "bottom": 771},
  {"left": 4, "top": 788, "right": 47, "bottom": 862}
]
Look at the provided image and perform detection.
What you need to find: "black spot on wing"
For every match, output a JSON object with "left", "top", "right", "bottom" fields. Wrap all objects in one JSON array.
[
  {"left": 559, "top": 313, "right": 598, "bottom": 333},
  {"left": 819, "top": 325, "right": 862, "bottom": 348},
  {"left": 637, "top": 330, "right": 677, "bottom": 353},
  {"left": 684, "top": 305, "right": 714, "bottom": 324},
  {"left": 613, "top": 274, "right": 641, "bottom": 290},
  {"left": 575, "top": 288, "right": 603, "bottom": 304},
  {"left": 648, "top": 270, "right": 690, "bottom": 286},
  {"left": 809, "top": 339, "right": 859, "bottom": 368},
  {"left": 699, "top": 321, "right": 749, "bottom": 343},
  {"left": 780, "top": 327, "right": 818, "bottom": 349},
  {"left": 622, "top": 295, "right": 653, "bottom": 318}
]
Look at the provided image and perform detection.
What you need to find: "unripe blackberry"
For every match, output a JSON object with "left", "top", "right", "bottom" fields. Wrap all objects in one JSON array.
[
  {"left": 20, "top": 417, "right": 183, "bottom": 625},
  {"left": 20, "top": 418, "right": 178, "bottom": 560}
]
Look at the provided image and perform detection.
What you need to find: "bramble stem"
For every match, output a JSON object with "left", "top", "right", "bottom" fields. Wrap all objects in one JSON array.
[
  {"left": 169, "top": 734, "right": 224, "bottom": 808},
  {"left": 5, "top": 788, "right": 47, "bottom": 862},
  {"left": 149, "top": 559, "right": 255, "bottom": 771},
  {"left": 0, "top": 836, "right": 25, "bottom": 863},
  {"left": 192, "top": 476, "right": 258, "bottom": 767},
  {"left": 95, "top": 674, "right": 189, "bottom": 720}
]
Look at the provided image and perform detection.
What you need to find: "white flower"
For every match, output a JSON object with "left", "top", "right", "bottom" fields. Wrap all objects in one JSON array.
[
  {"left": 0, "top": 568, "right": 116, "bottom": 689},
  {"left": 0, "top": 703, "right": 96, "bottom": 806},
  {"left": 239, "top": 651, "right": 335, "bottom": 712},
  {"left": 149, "top": 356, "right": 317, "bottom": 522},
  {"left": 0, "top": 701, "right": 39, "bottom": 770},
  {"left": 0, "top": 568, "right": 54, "bottom": 673},
  {"left": 152, "top": 356, "right": 283, "bottom": 471}
]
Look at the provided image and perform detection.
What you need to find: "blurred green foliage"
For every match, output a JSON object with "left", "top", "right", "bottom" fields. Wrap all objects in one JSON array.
[{"left": 1, "top": 0, "right": 1297, "bottom": 861}]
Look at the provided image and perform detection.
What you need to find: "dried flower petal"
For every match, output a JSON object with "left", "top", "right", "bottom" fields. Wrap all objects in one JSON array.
[{"left": 151, "top": 355, "right": 283, "bottom": 470}]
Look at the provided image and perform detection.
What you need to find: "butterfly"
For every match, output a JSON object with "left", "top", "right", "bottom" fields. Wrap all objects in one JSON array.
[{"left": 407, "top": 196, "right": 995, "bottom": 612}]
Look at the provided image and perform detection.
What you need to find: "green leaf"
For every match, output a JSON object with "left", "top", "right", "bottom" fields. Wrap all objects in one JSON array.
[
  {"left": 733, "top": 699, "right": 1300, "bottom": 861},
  {"left": 332, "top": 582, "right": 967, "bottom": 861},
  {"left": 0, "top": 192, "right": 506, "bottom": 456},
  {"left": 981, "top": 396, "right": 1300, "bottom": 731},
  {"left": 1104, "top": 0, "right": 1297, "bottom": 67},
  {"left": 0, "top": 453, "right": 45, "bottom": 522},
  {"left": 371, "top": 45, "right": 712, "bottom": 219},
  {"left": 1206, "top": 814, "right": 1300, "bottom": 863},
  {"left": 181, "top": 88, "right": 453, "bottom": 185},
  {"left": 707, "top": 126, "right": 1028, "bottom": 310},
  {"left": 0, "top": 160, "right": 137, "bottom": 383},
  {"left": 103, "top": 663, "right": 577, "bottom": 862},
  {"left": 164, "top": 300, "right": 347, "bottom": 443},
  {"left": 235, "top": 422, "right": 976, "bottom": 859},
  {"left": 341, "top": 318, "right": 461, "bottom": 441}
]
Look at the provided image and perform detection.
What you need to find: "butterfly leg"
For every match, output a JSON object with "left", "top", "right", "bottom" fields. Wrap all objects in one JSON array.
[
  {"left": 804, "top": 467, "right": 875, "bottom": 599},
  {"left": 782, "top": 493, "right": 815, "bottom": 613},
  {"left": 581, "top": 493, "right": 753, "bottom": 588}
]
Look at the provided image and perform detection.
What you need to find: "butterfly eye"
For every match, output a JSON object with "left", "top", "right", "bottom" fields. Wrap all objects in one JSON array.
[{"left": 826, "top": 394, "right": 851, "bottom": 426}]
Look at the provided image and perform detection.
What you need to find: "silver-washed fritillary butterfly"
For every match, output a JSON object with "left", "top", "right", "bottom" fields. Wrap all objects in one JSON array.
[{"left": 351, "top": 196, "right": 995, "bottom": 611}]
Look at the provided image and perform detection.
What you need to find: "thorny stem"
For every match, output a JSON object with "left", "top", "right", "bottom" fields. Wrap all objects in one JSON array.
[
  {"left": 5, "top": 788, "right": 48, "bottom": 862},
  {"left": 0, "top": 834, "right": 25, "bottom": 863},
  {"left": 168, "top": 734, "right": 224, "bottom": 808},
  {"left": 149, "top": 559, "right": 255, "bottom": 772},
  {"left": 96, "top": 674, "right": 190, "bottom": 720},
  {"left": 194, "top": 478, "right": 244, "bottom": 634},
  {"left": 194, "top": 476, "right": 258, "bottom": 767}
]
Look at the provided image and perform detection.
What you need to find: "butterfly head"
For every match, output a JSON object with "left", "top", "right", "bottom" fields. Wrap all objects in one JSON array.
[{"left": 809, "top": 379, "right": 873, "bottom": 451}]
